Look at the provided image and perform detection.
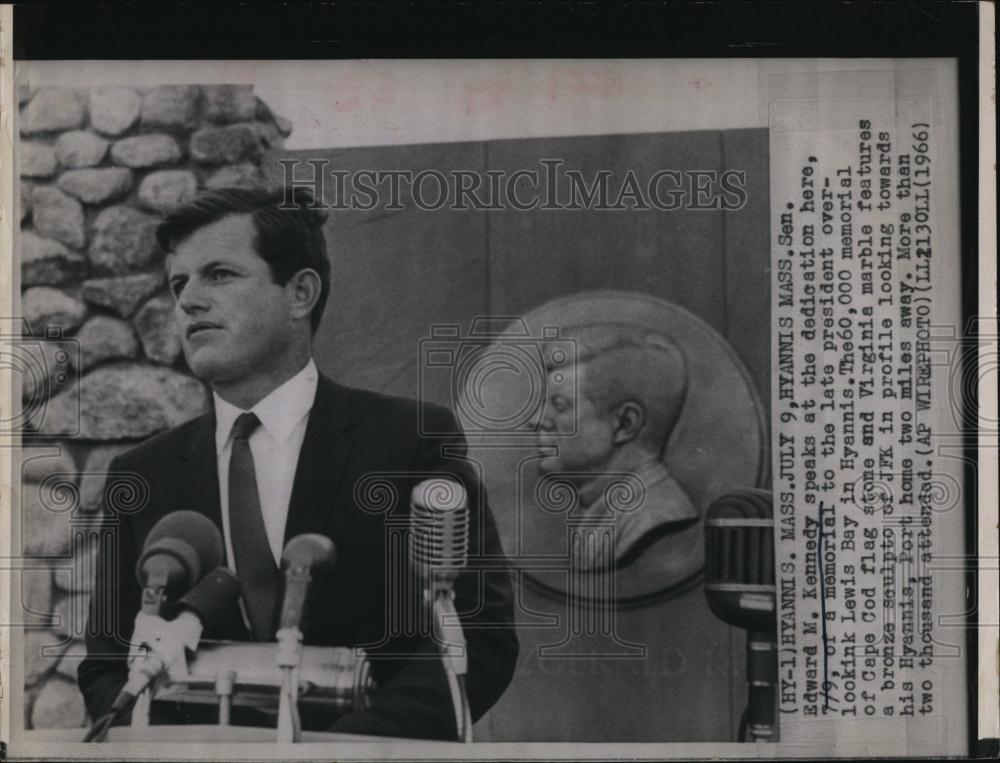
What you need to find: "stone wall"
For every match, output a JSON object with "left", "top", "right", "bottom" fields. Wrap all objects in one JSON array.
[{"left": 16, "top": 84, "right": 291, "bottom": 729}]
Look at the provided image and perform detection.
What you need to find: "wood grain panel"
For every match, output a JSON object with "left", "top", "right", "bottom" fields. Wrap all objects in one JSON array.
[
  {"left": 286, "top": 142, "right": 490, "bottom": 407},
  {"left": 722, "top": 127, "right": 771, "bottom": 421},
  {"left": 477, "top": 583, "right": 740, "bottom": 742},
  {"left": 281, "top": 130, "right": 768, "bottom": 743},
  {"left": 484, "top": 131, "right": 727, "bottom": 330}
]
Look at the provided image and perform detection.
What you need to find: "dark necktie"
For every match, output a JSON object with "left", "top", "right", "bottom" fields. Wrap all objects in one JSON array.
[{"left": 229, "top": 412, "right": 279, "bottom": 641}]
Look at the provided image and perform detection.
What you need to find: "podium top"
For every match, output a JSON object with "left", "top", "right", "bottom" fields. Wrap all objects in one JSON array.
[{"left": 23, "top": 726, "right": 446, "bottom": 745}]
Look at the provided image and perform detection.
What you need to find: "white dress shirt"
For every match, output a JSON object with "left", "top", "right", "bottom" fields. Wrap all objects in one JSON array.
[{"left": 214, "top": 359, "right": 319, "bottom": 568}]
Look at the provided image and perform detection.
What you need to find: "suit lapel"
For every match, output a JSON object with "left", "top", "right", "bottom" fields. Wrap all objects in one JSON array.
[
  {"left": 283, "top": 375, "right": 358, "bottom": 544},
  {"left": 178, "top": 411, "right": 224, "bottom": 537}
]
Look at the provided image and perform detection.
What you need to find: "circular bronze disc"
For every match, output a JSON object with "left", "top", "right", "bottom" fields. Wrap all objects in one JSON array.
[{"left": 464, "top": 290, "right": 768, "bottom": 606}]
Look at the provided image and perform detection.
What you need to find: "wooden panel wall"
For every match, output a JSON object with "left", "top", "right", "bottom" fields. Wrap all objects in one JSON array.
[{"left": 283, "top": 127, "right": 770, "bottom": 742}]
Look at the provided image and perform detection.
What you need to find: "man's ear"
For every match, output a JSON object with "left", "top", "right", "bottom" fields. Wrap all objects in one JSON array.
[
  {"left": 611, "top": 400, "right": 645, "bottom": 445},
  {"left": 288, "top": 268, "right": 322, "bottom": 322}
]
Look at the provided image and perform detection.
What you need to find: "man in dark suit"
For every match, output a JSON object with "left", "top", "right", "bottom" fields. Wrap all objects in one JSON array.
[{"left": 77, "top": 187, "right": 519, "bottom": 740}]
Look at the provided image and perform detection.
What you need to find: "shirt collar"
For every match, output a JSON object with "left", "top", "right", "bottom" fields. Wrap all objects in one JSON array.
[{"left": 214, "top": 359, "right": 319, "bottom": 452}]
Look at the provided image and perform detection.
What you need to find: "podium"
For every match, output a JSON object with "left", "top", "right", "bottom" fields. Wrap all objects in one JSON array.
[
  {"left": 29, "top": 727, "right": 440, "bottom": 745},
  {"left": 113, "top": 725, "right": 377, "bottom": 742},
  {"left": 151, "top": 640, "right": 373, "bottom": 714},
  {"left": 128, "top": 640, "right": 375, "bottom": 734}
]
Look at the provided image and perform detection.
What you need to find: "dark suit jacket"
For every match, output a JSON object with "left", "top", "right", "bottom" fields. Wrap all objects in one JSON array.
[{"left": 78, "top": 375, "right": 519, "bottom": 740}]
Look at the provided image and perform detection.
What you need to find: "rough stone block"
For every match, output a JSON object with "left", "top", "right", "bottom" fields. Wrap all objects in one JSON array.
[
  {"left": 254, "top": 96, "right": 273, "bottom": 121},
  {"left": 39, "top": 363, "right": 211, "bottom": 439},
  {"left": 21, "top": 232, "right": 89, "bottom": 287},
  {"left": 20, "top": 447, "right": 76, "bottom": 483},
  {"left": 75, "top": 315, "right": 140, "bottom": 371},
  {"left": 52, "top": 594, "right": 84, "bottom": 639},
  {"left": 136, "top": 169, "right": 198, "bottom": 213},
  {"left": 54, "top": 541, "right": 98, "bottom": 593},
  {"left": 189, "top": 123, "right": 261, "bottom": 165},
  {"left": 18, "top": 339, "right": 76, "bottom": 402},
  {"left": 20, "top": 142, "right": 58, "bottom": 178},
  {"left": 19, "top": 84, "right": 36, "bottom": 106},
  {"left": 54, "top": 130, "right": 110, "bottom": 168},
  {"left": 255, "top": 120, "right": 285, "bottom": 150},
  {"left": 110, "top": 133, "right": 182, "bottom": 168},
  {"left": 24, "top": 629, "right": 64, "bottom": 688},
  {"left": 30, "top": 675, "right": 88, "bottom": 729},
  {"left": 79, "top": 442, "right": 135, "bottom": 510},
  {"left": 275, "top": 115, "right": 293, "bottom": 137},
  {"left": 89, "top": 87, "right": 141, "bottom": 136},
  {"left": 21, "top": 569, "right": 55, "bottom": 626},
  {"left": 20, "top": 88, "right": 86, "bottom": 135},
  {"left": 55, "top": 639, "right": 89, "bottom": 681},
  {"left": 204, "top": 85, "right": 258, "bottom": 124},
  {"left": 141, "top": 85, "right": 200, "bottom": 129},
  {"left": 134, "top": 294, "right": 181, "bottom": 365},
  {"left": 88, "top": 205, "right": 159, "bottom": 274},
  {"left": 204, "top": 161, "right": 266, "bottom": 191},
  {"left": 20, "top": 180, "right": 34, "bottom": 221},
  {"left": 31, "top": 186, "right": 86, "bottom": 248},
  {"left": 22, "top": 287, "right": 88, "bottom": 335},
  {"left": 82, "top": 272, "right": 164, "bottom": 318},
  {"left": 21, "top": 480, "right": 74, "bottom": 556},
  {"left": 57, "top": 168, "right": 133, "bottom": 205}
]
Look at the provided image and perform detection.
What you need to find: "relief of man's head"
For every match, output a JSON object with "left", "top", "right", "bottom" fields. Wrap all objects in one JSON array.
[{"left": 536, "top": 324, "right": 688, "bottom": 485}]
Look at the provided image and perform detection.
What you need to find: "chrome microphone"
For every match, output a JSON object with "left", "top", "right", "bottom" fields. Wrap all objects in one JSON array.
[
  {"left": 704, "top": 489, "right": 777, "bottom": 742},
  {"left": 409, "top": 478, "right": 473, "bottom": 741},
  {"left": 409, "top": 478, "right": 470, "bottom": 598},
  {"left": 409, "top": 479, "right": 470, "bottom": 667}
]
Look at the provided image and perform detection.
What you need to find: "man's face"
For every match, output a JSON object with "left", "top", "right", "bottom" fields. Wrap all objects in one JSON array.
[
  {"left": 536, "top": 363, "right": 615, "bottom": 474},
  {"left": 167, "top": 214, "right": 298, "bottom": 387}
]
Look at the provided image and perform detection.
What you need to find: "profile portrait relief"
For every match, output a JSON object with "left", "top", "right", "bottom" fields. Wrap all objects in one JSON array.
[
  {"left": 467, "top": 291, "right": 768, "bottom": 608},
  {"left": 535, "top": 324, "right": 698, "bottom": 570}
]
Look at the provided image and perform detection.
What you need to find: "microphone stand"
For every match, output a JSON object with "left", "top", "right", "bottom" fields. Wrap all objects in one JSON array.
[
  {"left": 409, "top": 480, "right": 472, "bottom": 742},
  {"left": 274, "top": 536, "right": 336, "bottom": 745},
  {"left": 430, "top": 585, "right": 472, "bottom": 742},
  {"left": 83, "top": 583, "right": 173, "bottom": 742},
  {"left": 275, "top": 624, "right": 303, "bottom": 743},
  {"left": 129, "top": 564, "right": 179, "bottom": 730},
  {"left": 745, "top": 627, "right": 777, "bottom": 741}
]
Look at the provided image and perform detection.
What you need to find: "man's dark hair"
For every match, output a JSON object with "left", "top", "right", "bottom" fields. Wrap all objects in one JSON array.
[{"left": 155, "top": 187, "right": 331, "bottom": 333}]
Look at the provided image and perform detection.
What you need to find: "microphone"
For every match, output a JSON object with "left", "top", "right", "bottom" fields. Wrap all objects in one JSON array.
[
  {"left": 279, "top": 534, "right": 337, "bottom": 631},
  {"left": 134, "top": 511, "right": 225, "bottom": 616},
  {"left": 410, "top": 478, "right": 473, "bottom": 742},
  {"left": 176, "top": 567, "right": 243, "bottom": 631},
  {"left": 409, "top": 478, "right": 470, "bottom": 601},
  {"left": 118, "top": 568, "right": 242, "bottom": 700},
  {"left": 274, "top": 534, "right": 336, "bottom": 743},
  {"left": 88, "top": 513, "right": 225, "bottom": 739},
  {"left": 704, "top": 489, "right": 777, "bottom": 742},
  {"left": 86, "top": 567, "right": 241, "bottom": 741}
]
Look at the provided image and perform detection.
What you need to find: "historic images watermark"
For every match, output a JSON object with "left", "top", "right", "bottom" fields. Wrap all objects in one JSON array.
[
  {"left": 1, "top": 319, "right": 81, "bottom": 439},
  {"left": 279, "top": 159, "right": 748, "bottom": 212}
]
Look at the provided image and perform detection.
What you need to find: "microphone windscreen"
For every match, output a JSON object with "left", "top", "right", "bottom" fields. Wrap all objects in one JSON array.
[
  {"left": 136, "top": 511, "right": 224, "bottom": 588},
  {"left": 176, "top": 567, "right": 241, "bottom": 631},
  {"left": 409, "top": 479, "right": 469, "bottom": 575},
  {"left": 281, "top": 533, "right": 336, "bottom": 570},
  {"left": 704, "top": 489, "right": 773, "bottom": 586},
  {"left": 411, "top": 478, "right": 468, "bottom": 513},
  {"left": 704, "top": 489, "right": 775, "bottom": 630}
]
